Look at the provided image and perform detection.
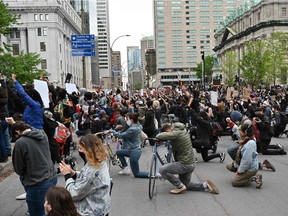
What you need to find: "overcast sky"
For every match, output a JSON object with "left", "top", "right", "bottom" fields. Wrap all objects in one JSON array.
[{"left": 109, "top": 0, "right": 154, "bottom": 70}]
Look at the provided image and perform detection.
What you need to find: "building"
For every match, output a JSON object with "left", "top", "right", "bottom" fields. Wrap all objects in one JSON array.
[
  {"left": 140, "top": 36, "right": 155, "bottom": 88},
  {"left": 214, "top": 0, "right": 288, "bottom": 83},
  {"left": 70, "top": 0, "right": 98, "bottom": 89},
  {"left": 3, "top": 0, "right": 86, "bottom": 87},
  {"left": 112, "top": 51, "right": 122, "bottom": 88},
  {"left": 96, "top": 0, "right": 112, "bottom": 89},
  {"left": 127, "top": 46, "right": 142, "bottom": 88},
  {"left": 153, "top": 0, "right": 243, "bottom": 86}
]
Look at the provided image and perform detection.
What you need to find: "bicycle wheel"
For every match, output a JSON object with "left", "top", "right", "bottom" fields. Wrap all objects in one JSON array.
[{"left": 148, "top": 155, "right": 157, "bottom": 199}]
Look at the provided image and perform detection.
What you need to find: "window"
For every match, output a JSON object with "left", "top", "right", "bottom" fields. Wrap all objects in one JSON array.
[
  {"left": 45, "top": 14, "right": 49, "bottom": 21},
  {"left": 34, "top": 14, "right": 38, "bottom": 21},
  {"left": 172, "top": 6, "right": 181, "bottom": 10},
  {"left": 12, "top": 44, "right": 20, "bottom": 55},
  {"left": 40, "top": 14, "right": 43, "bottom": 21},
  {"left": 41, "top": 59, "right": 47, "bottom": 69},
  {"left": 37, "top": 28, "right": 42, "bottom": 36},
  {"left": 59, "top": 44, "right": 61, "bottom": 53},
  {"left": 40, "top": 42, "right": 46, "bottom": 51},
  {"left": 281, "top": 7, "right": 287, "bottom": 16},
  {"left": 15, "top": 29, "right": 20, "bottom": 38},
  {"left": 43, "top": 27, "right": 47, "bottom": 36},
  {"left": 258, "top": 12, "right": 260, "bottom": 21}
]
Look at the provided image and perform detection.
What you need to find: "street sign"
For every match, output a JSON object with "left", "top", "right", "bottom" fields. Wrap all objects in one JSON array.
[
  {"left": 71, "top": 34, "right": 96, "bottom": 57},
  {"left": 71, "top": 42, "right": 95, "bottom": 49},
  {"left": 71, "top": 34, "right": 95, "bottom": 42},
  {"left": 72, "top": 49, "right": 96, "bottom": 57}
]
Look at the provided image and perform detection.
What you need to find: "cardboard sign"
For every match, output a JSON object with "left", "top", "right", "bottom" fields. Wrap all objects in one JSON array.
[
  {"left": 34, "top": 79, "right": 49, "bottom": 108},
  {"left": 226, "top": 87, "right": 231, "bottom": 101},
  {"left": 242, "top": 87, "right": 252, "bottom": 102},
  {"left": 65, "top": 83, "right": 78, "bottom": 94},
  {"left": 233, "top": 90, "right": 239, "bottom": 98}
]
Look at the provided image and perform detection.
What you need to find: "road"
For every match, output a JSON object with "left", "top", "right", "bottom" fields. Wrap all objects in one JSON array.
[{"left": 0, "top": 135, "right": 288, "bottom": 216}]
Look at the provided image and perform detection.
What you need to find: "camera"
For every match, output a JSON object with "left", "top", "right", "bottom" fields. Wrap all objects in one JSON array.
[{"left": 61, "top": 155, "right": 77, "bottom": 171}]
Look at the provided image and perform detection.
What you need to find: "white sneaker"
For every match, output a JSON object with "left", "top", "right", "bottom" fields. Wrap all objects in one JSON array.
[
  {"left": 16, "top": 193, "right": 26, "bottom": 200},
  {"left": 118, "top": 166, "right": 131, "bottom": 175}
]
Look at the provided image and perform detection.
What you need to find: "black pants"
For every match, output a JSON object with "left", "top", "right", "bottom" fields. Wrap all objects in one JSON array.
[
  {"left": 193, "top": 139, "right": 220, "bottom": 162},
  {"left": 259, "top": 139, "right": 285, "bottom": 155}
]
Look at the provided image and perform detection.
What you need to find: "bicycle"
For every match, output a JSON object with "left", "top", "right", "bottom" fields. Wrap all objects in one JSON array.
[
  {"left": 147, "top": 138, "right": 173, "bottom": 199},
  {"left": 96, "top": 132, "right": 122, "bottom": 169}
]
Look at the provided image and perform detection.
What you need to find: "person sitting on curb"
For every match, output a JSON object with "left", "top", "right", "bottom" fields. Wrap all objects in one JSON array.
[
  {"left": 156, "top": 123, "right": 219, "bottom": 194},
  {"left": 226, "top": 123, "right": 263, "bottom": 189}
]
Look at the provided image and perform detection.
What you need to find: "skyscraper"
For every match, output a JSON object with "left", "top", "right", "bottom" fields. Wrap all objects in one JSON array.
[
  {"left": 153, "top": 0, "right": 243, "bottom": 86},
  {"left": 127, "top": 46, "right": 142, "bottom": 88},
  {"left": 141, "top": 36, "right": 155, "bottom": 88},
  {"left": 96, "top": 0, "right": 112, "bottom": 89},
  {"left": 70, "top": 0, "right": 98, "bottom": 88}
]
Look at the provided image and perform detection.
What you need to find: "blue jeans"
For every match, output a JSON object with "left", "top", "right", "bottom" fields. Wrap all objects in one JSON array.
[
  {"left": 227, "top": 143, "right": 239, "bottom": 160},
  {"left": 24, "top": 177, "right": 57, "bottom": 216},
  {"left": 0, "top": 120, "right": 8, "bottom": 160},
  {"left": 116, "top": 148, "right": 149, "bottom": 178},
  {"left": 4, "top": 124, "right": 11, "bottom": 152}
]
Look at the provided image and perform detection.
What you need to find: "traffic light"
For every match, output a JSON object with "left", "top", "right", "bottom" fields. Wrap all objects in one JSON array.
[{"left": 201, "top": 51, "right": 205, "bottom": 60}]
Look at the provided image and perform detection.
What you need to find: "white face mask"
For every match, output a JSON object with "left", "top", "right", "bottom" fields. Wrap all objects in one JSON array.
[{"left": 127, "top": 120, "right": 131, "bottom": 126}]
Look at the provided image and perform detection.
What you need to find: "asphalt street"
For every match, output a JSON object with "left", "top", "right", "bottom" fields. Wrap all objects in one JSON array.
[{"left": 0, "top": 135, "right": 288, "bottom": 216}]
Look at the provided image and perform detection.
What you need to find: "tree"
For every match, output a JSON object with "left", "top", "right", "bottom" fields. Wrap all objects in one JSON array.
[
  {"left": 0, "top": 0, "right": 19, "bottom": 52},
  {"left": 221, "top": 50, "right": 238, "bottom": 87},
  {"left": 133, "top": 82, "right": 142, "bottom": 91},
  {"left": 195, "top": 55, "right": 214, "bottom": 82},
  {"left": 239, "top": 40, "right": 271, "bottom": 89},
  {"left": 265, "top": 32, "right": 288, "bottom": 86},
  {"left": 0, "top": 51, "right": 44, "bottom": 83}
]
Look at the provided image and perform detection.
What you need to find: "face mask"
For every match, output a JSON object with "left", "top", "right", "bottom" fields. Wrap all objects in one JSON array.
[{"left": 127, "top": 120, "right": 131, "bottom": 126}]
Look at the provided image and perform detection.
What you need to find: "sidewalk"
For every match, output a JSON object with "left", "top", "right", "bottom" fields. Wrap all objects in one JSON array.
[{"left": 0, "top": 144, "right": 14, "bottom": 179}]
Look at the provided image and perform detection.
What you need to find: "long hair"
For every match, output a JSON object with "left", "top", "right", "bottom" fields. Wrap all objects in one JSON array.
[
  {"left": 79, "top": 134, "right": 108, "bottom": 168},
  {"left": 46, "top": 186, "right": 80, "bottom": 216},
  {"left": 26, "top": 88, "right": 44, "bottom": 108}
]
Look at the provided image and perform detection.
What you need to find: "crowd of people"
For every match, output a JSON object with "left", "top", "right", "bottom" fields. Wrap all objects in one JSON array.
[{"left": 0, "top": 72, "right": 287, "bottom": 215}]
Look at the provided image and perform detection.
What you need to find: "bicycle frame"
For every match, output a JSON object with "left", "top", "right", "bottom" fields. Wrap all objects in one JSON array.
[{"left": 148, "top": 138, "right": 173, "bottom": 199}]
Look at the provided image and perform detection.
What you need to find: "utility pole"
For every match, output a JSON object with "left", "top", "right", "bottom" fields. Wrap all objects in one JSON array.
[
  {"left": 201, "top": 51, "right": 205, "bottom": 91},
  {"left": 81, "top": 0, "right": 86, "bottom": 88}
]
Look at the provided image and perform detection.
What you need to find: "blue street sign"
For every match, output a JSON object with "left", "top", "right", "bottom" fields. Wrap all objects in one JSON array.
[
  {"left": 71, "top": 34, "right": 95, "bottom": 42},
  {"left": 72, "top": 49, "right": 96, "bottom": 57},
  {"left": 71, "top": 42, "right": 95, "bottom": 49}
]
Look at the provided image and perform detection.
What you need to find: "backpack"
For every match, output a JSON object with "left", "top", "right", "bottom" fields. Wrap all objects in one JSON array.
[
  {"left": 210, "top": 122, "right": 223, "bottom": 137},
  {"left": 280, "top": 112, "right": 288, "bottom": 125},
  {"left": 54, "top": 122, "right": 71, "bottom": 145}
]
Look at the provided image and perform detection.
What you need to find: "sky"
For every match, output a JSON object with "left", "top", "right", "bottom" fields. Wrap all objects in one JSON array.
[{"left": 108, "top": 0, "right": 154, "bottom": 70}]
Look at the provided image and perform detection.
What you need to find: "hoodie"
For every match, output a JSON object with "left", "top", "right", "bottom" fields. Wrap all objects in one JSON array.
[
  {"left": 156, "top": 123, "right": 196, "bottom": 164},
  {"left": 12, "top": 129, "right": 56, "bottom": 186}
]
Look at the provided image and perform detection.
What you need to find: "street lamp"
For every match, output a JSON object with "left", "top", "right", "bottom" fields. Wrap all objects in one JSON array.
[
  {"left": 111, "top": 34, "right": 131, "bottom": 49},
  {"left": 109, "top": 35, "right": 130, "bottom": 90}
]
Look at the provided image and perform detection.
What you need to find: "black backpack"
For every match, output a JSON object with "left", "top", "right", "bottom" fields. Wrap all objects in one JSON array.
[{"left": 210, "top": 122, "right": 223, "bottom": 137}]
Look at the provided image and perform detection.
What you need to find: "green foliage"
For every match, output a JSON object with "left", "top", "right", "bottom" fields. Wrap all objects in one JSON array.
[
  {"left": 239, "top": 40, "right": 271, "bottom": 89},
  {"left": 133, "top": 82, "right": 142, "bottom": 91},
  {"left": 0, "top": 51, "right": 44, "bottom": 83},
  {"left": 221, "top": 50, "right": 238, "bottom": 87},
  {"left": 0, "top": 0, "right": 19, "bottom": 35},
  {"left": 195, "top": 55, "right": 214, "bottom": 82},
  {"left": 265, "top": 32, "right": 288, "bottom": 85}
]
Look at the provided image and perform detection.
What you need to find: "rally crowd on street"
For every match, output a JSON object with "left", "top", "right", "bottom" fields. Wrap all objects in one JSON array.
[{"left": 1, "top": 73, "right": 287, "bottom": 216}]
